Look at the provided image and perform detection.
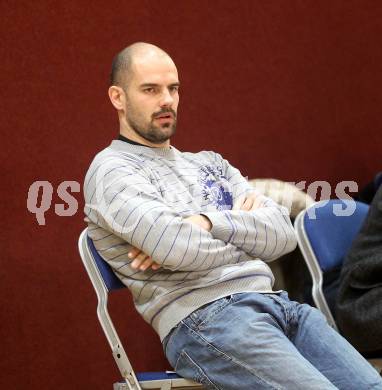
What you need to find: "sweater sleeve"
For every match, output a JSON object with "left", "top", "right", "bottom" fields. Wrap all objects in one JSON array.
[
  {"left": 84, "top": 157, "right": 244, "bottom": 271},
  {"left": 202, "top": 153, "right": 297, "bottom": 261}
]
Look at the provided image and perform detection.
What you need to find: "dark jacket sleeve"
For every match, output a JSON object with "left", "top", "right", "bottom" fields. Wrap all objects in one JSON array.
[{"left": 335, "top": 185, "right": 382, "bottom": 354}]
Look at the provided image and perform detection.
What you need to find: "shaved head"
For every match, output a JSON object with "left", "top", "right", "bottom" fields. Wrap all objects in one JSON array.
[
  {"left": 110, "top": 42, "right": 174, "bottom": 88},
  {"left": 108, "top": 42, "right": 179, "bottom": 147}
]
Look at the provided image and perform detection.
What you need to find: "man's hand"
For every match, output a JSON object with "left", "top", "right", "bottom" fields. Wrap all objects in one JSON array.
[
  {"left": 128, "top": 215, "right": 211, "bottom": 272},
  {"left": 233, "top": 192, "right": 265, "bottom": 211},
  {"left": 128, "top": 247, "right": 161, "bottom": 271},
  {"left": 185, "top": 214, "right": 212, "bottom": 231}
]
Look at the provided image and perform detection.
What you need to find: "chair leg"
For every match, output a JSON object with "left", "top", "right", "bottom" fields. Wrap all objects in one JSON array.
[{"left": 113, "top": 382, "right": 141, "bottom": 390}]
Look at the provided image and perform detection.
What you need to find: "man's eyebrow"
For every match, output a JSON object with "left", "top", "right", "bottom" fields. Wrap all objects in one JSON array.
[
  {"left": 139, "top": 82, "right": 180, "bottom": 88},
  {"left": 140, "top": 83, "right": 158, "bottom": 88}
]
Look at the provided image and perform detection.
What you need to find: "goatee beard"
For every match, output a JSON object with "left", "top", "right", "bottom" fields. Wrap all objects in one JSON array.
[{"left": 127, "top": 118, "right": 177, "bottom": 144}]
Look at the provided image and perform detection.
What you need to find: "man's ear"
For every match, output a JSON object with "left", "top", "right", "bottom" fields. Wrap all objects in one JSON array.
[{"left": 108, "top": 86, "right": 126, "bottom": 111}]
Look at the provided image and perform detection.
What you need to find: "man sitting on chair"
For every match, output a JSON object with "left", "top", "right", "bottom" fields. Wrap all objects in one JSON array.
[{"left": 83, "top": 42, "right": 382, "bottom": 389}]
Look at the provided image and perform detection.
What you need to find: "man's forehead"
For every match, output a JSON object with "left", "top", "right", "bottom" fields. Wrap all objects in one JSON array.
[{"left": 130, "top": 58, "right": 179, "bottom": 84}]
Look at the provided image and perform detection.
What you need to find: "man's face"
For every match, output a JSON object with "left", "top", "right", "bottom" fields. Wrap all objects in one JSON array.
[{"left": 123, "top": 55, "right": 179, "bottom": 144}]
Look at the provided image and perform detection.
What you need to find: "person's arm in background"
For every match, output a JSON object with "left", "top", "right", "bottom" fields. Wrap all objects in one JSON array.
[{"left": 201, "top": 153, "right": 297, "bottom": 261}]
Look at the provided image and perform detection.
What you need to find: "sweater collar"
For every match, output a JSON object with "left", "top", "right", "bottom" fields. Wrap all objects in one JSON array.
[
  {"left": 117, "top": 134, "right": 149, "bottom": 147},
  {"left": 110, "top": 139, "right": 179, "bottom": 158}
]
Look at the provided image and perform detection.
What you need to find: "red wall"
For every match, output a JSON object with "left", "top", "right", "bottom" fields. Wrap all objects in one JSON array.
[{"left": 1, "top": 1, "right": 381, "bottom": 388}]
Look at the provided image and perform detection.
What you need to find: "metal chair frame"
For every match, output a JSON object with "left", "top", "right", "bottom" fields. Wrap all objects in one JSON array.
[
  {"left": 78, "top": 228, "right": 203, "bottom": 390},
  {"left": 294, "top": 202, "right": 339, "bottom": 330}
]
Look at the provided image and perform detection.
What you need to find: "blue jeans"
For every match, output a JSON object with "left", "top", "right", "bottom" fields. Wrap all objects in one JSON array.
[{"left": 163, "top": 292, "right": 382, "bottom": 389}]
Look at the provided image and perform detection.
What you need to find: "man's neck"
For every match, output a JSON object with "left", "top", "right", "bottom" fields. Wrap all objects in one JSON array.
[
  {"left": 118, "top": 134, "right": 148, "bottom": 147},
  {"left": 119, "top": 129, "right": 171, "bottom": 149}
]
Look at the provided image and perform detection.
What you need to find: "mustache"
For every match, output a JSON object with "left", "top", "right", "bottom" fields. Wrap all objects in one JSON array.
[{"left": 152, "top": 108, "right": 177, "bottom": 119}]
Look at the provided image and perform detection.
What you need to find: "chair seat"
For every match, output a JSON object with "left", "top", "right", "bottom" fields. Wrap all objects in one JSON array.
[
  {"left": 137, "top": 371, "right": 181, "bottom": 381},
  {"left": 114, "top": 371, "right": 203, "bottom": 389}
]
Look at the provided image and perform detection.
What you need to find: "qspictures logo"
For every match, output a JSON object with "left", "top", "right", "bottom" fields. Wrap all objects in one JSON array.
[
  {"left": 26, "top": 177, "right": 359, "bottom": 226},
  {"left": 27, "top": 180, "right": 80, "bottom": 225}
]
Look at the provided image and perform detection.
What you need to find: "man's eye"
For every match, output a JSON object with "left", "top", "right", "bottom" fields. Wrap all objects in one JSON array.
[
  {"left": 144, "top": 88, "right": 155, "bottom": 93},
  {"left": 170, "top": 86, "right": 179, "bottom": 92}
]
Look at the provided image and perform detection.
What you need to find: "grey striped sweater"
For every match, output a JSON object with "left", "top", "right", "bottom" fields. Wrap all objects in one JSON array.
[{"left": 84, "top": 140, "right": 297, "bottom": 340}]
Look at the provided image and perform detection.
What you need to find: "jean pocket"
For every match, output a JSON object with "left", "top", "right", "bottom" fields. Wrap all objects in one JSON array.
[
  {"left": 188, "top": 295, "right": 234, "bottom": 331},
  {"left": 175, "top": 349, "right": 220, "bottom": 389}
]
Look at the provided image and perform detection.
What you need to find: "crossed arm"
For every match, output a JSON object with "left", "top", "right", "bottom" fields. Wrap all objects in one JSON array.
[
  {"left": 87, "top": 154, "right": 297, "bottom": 272},
  {"left": 128, "top": 192, "right": 267, "bottom": 271}
]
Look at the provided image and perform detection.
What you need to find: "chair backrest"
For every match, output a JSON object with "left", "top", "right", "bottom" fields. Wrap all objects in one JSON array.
[
  {"left": 78, "top": 228, "right": 141, "bottom": 389},
  {"left": 294, "top": 199, "right": 369, "bottom": 329},
  {"left": 86, "top": 234, "right": 125, "bottom": 291},
  {"left": 303, "top": 199, "right": 369, "bottom": 271},
  {"left": 78, "top": 228, "right": 203, "bottom": 390}
]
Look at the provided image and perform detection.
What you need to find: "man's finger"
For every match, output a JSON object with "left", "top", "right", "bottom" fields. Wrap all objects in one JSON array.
[
  {"left": 151, "top": 262, "right": 161, "bottom": 270},
  {"left": 139, "top": 257, "right": 155, "bottom": 271},
  {"left": 131, "top": 253, "right": 149, "bottom": 269},
  {"left": 233, "top": 195, "right": 246, "bottom": 210},
  {"left": 241, "top": 197, "right": 254, "bottom": 211},
  {"left": 128, "top": 247, "right": 141, "bottom": 259},
  {"left": 250, "top": 195, "right": 266, "bottom": 210}
]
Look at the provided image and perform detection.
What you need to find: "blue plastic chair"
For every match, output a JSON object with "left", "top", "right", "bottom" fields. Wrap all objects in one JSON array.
[
  {"left": 294, "top": 199, "right": 369, "bottom": 330},
  {"left": 78, "top": 228, "right": 203, "bottom": 390},
  {"left": 294, "top": 199, "right": 382, "bottom": 373}
]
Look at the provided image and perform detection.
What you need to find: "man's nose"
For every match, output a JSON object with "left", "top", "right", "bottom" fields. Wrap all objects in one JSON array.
[{"left": 159, "top": 89, "right": 174, "bottom": 107}]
